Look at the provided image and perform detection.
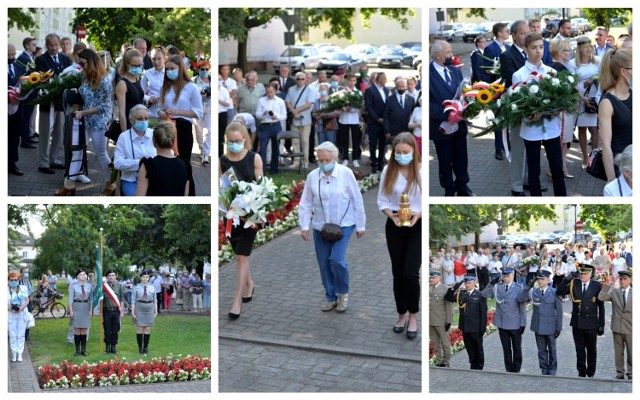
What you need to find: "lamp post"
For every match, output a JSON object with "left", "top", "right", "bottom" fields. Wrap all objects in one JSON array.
[{"left": 572, "top": 204, "right": 577, "bottom": 243}]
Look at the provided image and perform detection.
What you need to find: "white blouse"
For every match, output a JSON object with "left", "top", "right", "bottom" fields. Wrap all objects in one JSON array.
[
  {"left": 161, "top": 82, "right": 204, "bottom": 123},
  {"left": 376, "top": 166, "right": 422, "bottom": 213},
  {"left": 141, "top": 68, "right": 165, "bottom": 117},
  {"left": 114, "top": 128, "right": 157, "bottom": 182},
  {"left": 409, "top": 106, "right": 422, "bottom": 137}
]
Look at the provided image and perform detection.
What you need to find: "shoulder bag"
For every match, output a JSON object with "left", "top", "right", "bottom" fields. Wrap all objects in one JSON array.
[
  {"left": 318, "top": 171, "right": 350, "bottom": 242},
  {"left": 287, "top": 85, "right": 308, "bottom": 126}
]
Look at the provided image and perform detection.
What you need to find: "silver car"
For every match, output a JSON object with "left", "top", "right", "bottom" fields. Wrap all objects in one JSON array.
[{"left": 272, "top": 45, "right": 323, "bottom": 73}]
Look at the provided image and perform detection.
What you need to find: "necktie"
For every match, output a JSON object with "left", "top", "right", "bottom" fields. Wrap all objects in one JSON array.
[
  {"left": 583, "top": 284, "right": 587, "bottom": 296},
  {"left": 444, "top": 68, "right": 452, "bottom": 87},
  {"left": 81, "top": 285, "right": 85, "bottom": 297},
  {"left": 522, "top": 50, "right": 528, "bottom": 61},
  {"left": 53, "top": 55, "right": 59, "bottom": 66},
  {"left": 399, "top": 95, "right": 404, "bottom": 108},
  {"left": 9, "top": 64, "right": 14, "bottom": 79},
  {"left": 623, "top": 289, "right": 627, "bottom": 308},
  {"left": 505, "top": 284, "right": 509, "bottom": 293},
  {"left": 541, "top": 289, "right": 544, "bottom": 297},
  {"left": 143, "top": 286, "right": 147, "bottom": 300}
]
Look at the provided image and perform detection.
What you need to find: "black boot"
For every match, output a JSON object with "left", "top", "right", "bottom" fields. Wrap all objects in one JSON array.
[
  {"left": 137, "top": 333, "right": 143, "bottom": 354},
  {"left": 143, "top": 333, "right": 150, "bottom": 355},
  {"left": 74, "top": 334, "right": 81, "bottom": 356},
  {"left": 111, "top": 344, "right": 117, "bottom": 354},
  {"left": 105, "top": 344, "right": 111, "bottom": 354},
  {"left": 81, "top": 335, "right": 89, "bottom": 356}
]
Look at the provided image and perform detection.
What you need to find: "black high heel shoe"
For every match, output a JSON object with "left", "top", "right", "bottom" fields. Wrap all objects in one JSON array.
[
  {"left": 242, "top": 287, "right": 255, "bottom": 303},
  {"left": 228, "top": 305, "right": 242, "bottom": 320}
]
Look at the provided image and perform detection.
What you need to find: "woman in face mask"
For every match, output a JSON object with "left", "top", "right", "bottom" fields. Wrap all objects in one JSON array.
[
  {"left": 56, "top": 48, "right": 113, "bottom": 196},
  {"left": 218, "top": 122, "right": 263, "bottom": 319},
  {"left": 8, "top": 272, "right": 29, "bottom": 362},
  {"left": 141, "top": 46, "right": 166, "bottom": 120},
  {"left": 598, "top": 48, "right": 632, "bottom": 183},
  {"left": 116, "top": 48, "right": 145, "bottom": 134},
  {"left": 158, "top": 54, "right": 204, "bottom": 196},
  {"left": 136, "top": 121, "right": 188, "bottom": 196},
  {"left": 192, "top": 59, "right": 212, "bottom": 165},
  {"left": 114, "top": 104, "right": 157, "bottom": 195},
  {"left": 298, "top": 141, "right": 366, "bottom": 314},
  {"left": 377, "top": 132, "right": 422, "bottom": 340},
  {"left": 312, "top": 83, "right": 340, "bottom": 145}
]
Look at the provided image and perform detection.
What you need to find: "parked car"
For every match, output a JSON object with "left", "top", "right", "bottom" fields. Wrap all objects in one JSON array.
[
  {"left": 573, "top": 233, "right": 593, "bottom": 246},
  {"left": 513, "top": 235, "right": 536, "bottom": 249},
  {"left": 591, "top": 234, "right": 603, "bottom": 245},
  {"left": 316, "top": 44, "right": 343, "bottom": 61},
  {"left": 462, "top": 25, "right": 490, "bottom": 43},
  {"left": 492, "top": 235, "right": 511, "bottom": 248},
  {"left": 571, "top": 18, "right": 592, "bottom": 35},
  {"left": 412, "top": 54, "right": 422, "bottom": 69},
  {"left": 344, "top": 44, "right": 380, "bottom": 64},
  {"left": 559, "top": 233, "right": 573, "bottom": 244},
  {"left": 316, "top": 52, "right": 366, "bottom": 76},
  {"left": 400, "top": 41, "right": 422, "bottom": 50},
  {"left": 377, "top": 48, "right": 413, "bottom": 68},
  {"left": 272, "top": 45, "right": 323, "bottom": 73},
  {"left": 435, "top": 23, "right": 465, "bottom": 41}
]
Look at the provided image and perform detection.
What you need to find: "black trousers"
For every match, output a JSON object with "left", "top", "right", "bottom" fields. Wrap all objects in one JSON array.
[
  {"left": 338, "top": 123, "right": 362, "bottom": 161},
  {"left": 218, "top": 112, "right": 227, "bottom": 157},
  {"left": 9, "top": 107, "right": 22, "bottom": 166},
  {"left": 498, "top": 328, "right": 523, "bottom": 372},
  {"left": 523, "top": 136, "right": 566, "bottom": 196},
  {"left": 175, "top": 118, "right": 196, "bottom": 196},
  {"left": 156, "top": 292, "right": 163, "bottom": 310},
  {"left": 573, "top": 327, "right": 598, "bottom": 377},
  {"left": 477, "top": 268, "right": 489, "bottom": 291},
  {"left": 463, "top": 331, "right": 484, "bottom": 370},
  {"left": 103, "top": 309, "right": 121, "bottom": 345},
  {"left": 385, "top": 218, "right": 421, "bottom": 314},
  {"left": 432, "top": 131, "right": 470, "bottom": 195},
  {"left": 308, "top": 121, "right": 316, "bottom": 162},
  {"left": 367, "top": 123, "right": 386, "bottom": 172}
]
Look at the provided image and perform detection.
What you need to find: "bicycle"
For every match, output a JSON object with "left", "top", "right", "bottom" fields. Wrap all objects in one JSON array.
[{"left": 33, "top": 292, "right": 67, "bottom": 319}]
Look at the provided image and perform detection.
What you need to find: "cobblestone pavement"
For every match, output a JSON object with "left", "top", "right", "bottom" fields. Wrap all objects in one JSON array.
[
  {"left": 430, "top": 300, "right": 631, "bottom": 392},
  {"left": 218, "top": 188, "right": 421, "bottom": 392}
]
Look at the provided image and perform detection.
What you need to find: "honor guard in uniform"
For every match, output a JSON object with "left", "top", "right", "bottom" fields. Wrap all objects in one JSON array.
[
  {"left": 102, "top": 269, "right": 125, "bottom": 354},
  {"left": 482, "top": 267, "right": 527, "bottom": 372},
  {"left": 131, "top": 270, "right": 158, "bottom": 355},
  {"left": 598, "top": 270, "right": 632, "bottom": 380},
  {"left": 557, "top": 265, "right": 605, "bottom": 377},
  {"left": 517, "top": 269, "right": 563, "bottom": 375},
  {"left": 445, "top": 275, "right": 487, "bottom": 370},
  {"left": 68, "top": 269, "right": 93, "bottom": 356},
  {"left": 429, "top": 270, "right": 454, "bottom": 367}
]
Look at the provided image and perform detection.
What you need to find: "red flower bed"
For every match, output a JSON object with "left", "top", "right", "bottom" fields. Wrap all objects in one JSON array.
[{"left": 429, "top": 309, "right": 495, "bottom": 359}]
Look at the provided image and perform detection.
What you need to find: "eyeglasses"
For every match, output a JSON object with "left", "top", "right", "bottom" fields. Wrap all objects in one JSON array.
[
  {"left": 228, "top": 139, "right": 244, "bottom": 145},
  {"left": 296, "top": 78, "right": 306, "bottom": 81},
  {"left": 9, "top": 279, "right": 18, "bottom": 282},
  {"left": 200, "top": 68, "right": 209, "bottom": 71},
  {"left": 132, "top": 116, "right": 149, "bottom": 121}
]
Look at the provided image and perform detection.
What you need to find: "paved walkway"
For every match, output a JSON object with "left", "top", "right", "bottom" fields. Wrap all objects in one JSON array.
[
  {"left": 430, "top": 300, "right": 631, "bottom": 392},
  {"left": 218, "top": 188, "right": 421, "bottom": 392},
  {"left": 8, "top": 130, "right": 211, "bottom": 196}
]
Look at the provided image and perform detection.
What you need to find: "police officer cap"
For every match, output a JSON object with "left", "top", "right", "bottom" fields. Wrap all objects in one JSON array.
[
  {"left": 429, "top": 270, "right": 441, "bottom": 277},
  {"left": 501, "top": 268, "right": 514, "bottom": 275},
  {"left": 105, "top": 269, "right": 117, "bottom": 276},
  {"left": 618, "top": 270, "right": 632, "bottom": 278},
  {"left": 536, "top": 270, "right": 552, "bottom": 279},
  {"left": 464, "top": 274, "right": 477, "bottom": 281},
  {"left": 577, "top": 264, "right": 594, "bottom": 274}
]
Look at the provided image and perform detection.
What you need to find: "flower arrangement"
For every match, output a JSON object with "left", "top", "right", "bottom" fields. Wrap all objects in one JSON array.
[
  {"left": 317, "top": 87, "right": 363, "bottom": 112},
  {"left": 37, "top": 354, "right": 210, "bottom": 389},
  {"left": 522, "top": 255, "right": 542, "bottom": 267},
  {"left": 477, "top": 53, "right": 501, "bottom": 76},
  {"left": 27, "top": 71, "right": 83, "bottom": 106},
  {"left": 460, "top": 80, "right": 505, "bottom": 120}
]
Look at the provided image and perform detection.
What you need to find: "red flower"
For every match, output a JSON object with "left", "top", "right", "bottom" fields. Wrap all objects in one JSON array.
[{"left": 530, "top": 71, "right": 538, "bottom": 76}]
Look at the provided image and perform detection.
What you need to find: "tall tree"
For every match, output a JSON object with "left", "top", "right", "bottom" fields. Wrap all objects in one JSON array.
[
  {"left": 579, "top": 205, "right": 632, "bottom": 241},
  {"left": 163, "top": 205, "right": 211, "bottom": 269},
  {"left": 8, "top": 8, "right": 37, "bottom": 32},
  {"left": 582, "top": 8, "right": 632, "bottom": 30}
]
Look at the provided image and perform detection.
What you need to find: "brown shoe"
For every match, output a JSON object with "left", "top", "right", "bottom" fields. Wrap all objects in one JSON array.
[
  {"left": 101, "top": 184, "right": 116, "bottom": 196},
  {"left": 55, "top": 186, "right": 76, "bottom": 196}
]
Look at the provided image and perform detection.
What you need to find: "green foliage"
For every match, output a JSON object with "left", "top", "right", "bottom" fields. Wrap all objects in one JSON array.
[
  {"left": 579, "top": 205, "right": 632, "bottom": 240},
  {"left": 163, "top": 205, "right": 211, "bottom": 269},
  {"left": 8, "top": 8, "right": 37, "bottom": 31},
  {"left": 582, "top": 8, "right": 632, "bottom": 30},
  {"left": 446, "top": 8, "right": 490, "bottom": 21}
]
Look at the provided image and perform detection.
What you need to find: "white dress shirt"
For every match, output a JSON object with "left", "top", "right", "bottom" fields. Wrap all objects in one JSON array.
[
  {"left": 376, "top": 83, "right": 387, "bottom": 103},
  {"left": 409, "top": 106, "right": 422, "bottom": 137},
  {"left": 376, "top": 165, "right": 422, "bottom": 213},
  {"left": 114, "top": 128, "right": 157, "bottom": 182},
  {"left": 489, "top": 260, "right": 503, "bottom": 274},
  {"left": 255, "top": 95, "right": 287, "bottom": 123},
  {"left": 218, "top": 85, "right": 231, "bottom": 113},
  {"left": 338, "top": 88, "right": 362, "bottom": 125},
  {"left": 161, "top": 82, "right": 203, "bottom": 122},
  {"left": 141, "top": 68, "right": 165, "bottom": 117},
  {"left": 603, "top": 175, "right": 632, "bottom": 197},
  {"left": 432, "top": 61, "right": 449, "bottom": 84},
  {"left": 233, "top": 113, "right": 256, "bottom": 134},
  {"left": 298, "top": 164, "right": 366, "bottom": 232}
]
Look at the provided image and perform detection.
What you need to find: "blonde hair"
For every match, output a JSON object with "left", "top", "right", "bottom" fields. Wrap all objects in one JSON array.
[
  {"left": 599, "top": 48, "right": 632, "bottom": 92},
  {"left": 153, "top": 121, "right": 175, "bottom": 148},
  {"left": 549, "top": 38, "right": 570, "bottom": 60},
  {"left": 575, "top": 36, "right": 597, "bottom": 65},
  {"left": 382, "top": 132, "right": 422, "bottom": 196},
  {"left": 118, "top": 48, "right": 142, "bottom": 77},
  {"left": 224, "top": 121, "right": 252, "bottom": 151}
]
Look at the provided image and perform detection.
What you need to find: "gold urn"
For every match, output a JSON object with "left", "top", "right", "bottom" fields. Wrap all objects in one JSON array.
[{"left": 398, "top": 193, "right": 412, "bottom": 227}]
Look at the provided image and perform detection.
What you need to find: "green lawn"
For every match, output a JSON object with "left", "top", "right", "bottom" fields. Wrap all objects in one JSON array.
[
  {"left": 265, "top": 169, "right": 308, "bottom": 187},
  {"left": 28, "top": 314, "right": 211, "bottom": 367}
]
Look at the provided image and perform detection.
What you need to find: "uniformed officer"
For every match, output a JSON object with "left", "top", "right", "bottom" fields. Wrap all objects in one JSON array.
[
  {"left": 598, "top": 270, "right": 632, "bottom": 380},
  {"left": 445, "top": 274, "right": 487, "bottom": 370},
  {"left": 68, "top": 269, "right": 93, "bottom": 356},
  {"left": 131, "top": 270, "right": 158, "bottom": 355},
  {"left": 517, "top": 269, "right": 563, "bottom": 375},
  {"left": 482, "top": 267, "right": 527, "bottom": 372},
  {"left": 429, "top": 270, "right": 454, "bottom": 367},
  {"left": 102, "top": 269, "right": 125, "bottom": 354},
  {"left": 557, "top": 265, "right": 605, "bottom": 377}
]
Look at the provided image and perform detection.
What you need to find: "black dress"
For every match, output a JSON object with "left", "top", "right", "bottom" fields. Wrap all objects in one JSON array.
[
  {"left": 140, "top": 156, "right": 188, "bottom": 196},
  {"left": 121, "top": 77, "right": 144, "bottom": 130},
  {"left": 220, "top": 151, "right": 258, "bottom": 256},
  {"left": 600, "top": 91, "right": 632, "bottom": 155}
]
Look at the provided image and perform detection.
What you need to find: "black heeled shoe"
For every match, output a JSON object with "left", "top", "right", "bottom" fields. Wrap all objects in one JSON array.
[
  {"left": 242, "top": 287, "right": 255, "bottom": 303},
  {"left": 228, "top": 305, "right": 242, "bottom": 320}
]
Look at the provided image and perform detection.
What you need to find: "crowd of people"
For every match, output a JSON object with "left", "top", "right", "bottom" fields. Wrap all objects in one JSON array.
[
  {"left": 8, "top": 34, "right": 210, "bottom": 196},
  {"left": 430, "top": 19, "right": 632, "bottom": 196},
  {"left": 218, "top": 62, "right": 422, "bottom": 175},
  {"left": 429, "top": 239, "right": 632, "bottom": 379}
]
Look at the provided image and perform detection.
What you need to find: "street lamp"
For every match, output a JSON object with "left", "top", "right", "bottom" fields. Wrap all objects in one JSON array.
[{"left": 572, "top": 204, "right": 577, "bottom": 243}]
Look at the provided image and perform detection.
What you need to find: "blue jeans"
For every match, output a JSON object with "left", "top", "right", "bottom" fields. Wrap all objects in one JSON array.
[
  {"left": 318, "top": 129, "right": 336, "bottom": 146},
  {"left": 313, "top": 225, "right": 355, "bottom": 301},
  {"left": 121, "top": 179, "right": 137, "bottom": 196},
  {"left": 259, "top": 123, "right": 282, "bottom": 174}
]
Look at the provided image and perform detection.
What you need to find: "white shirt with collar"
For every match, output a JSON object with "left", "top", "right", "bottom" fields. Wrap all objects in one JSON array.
[
  {"left": 338, "top": 88, "right": 362, "bottom": 125},
  {"left": 432, "top": 61, "right": 449, "bottom": 84},
  {"left": 407, "top": 89, "right": 420, "bottom": 102},
  {"left": 298, "top": 163, "right": 366, "bottom": 232},
  {"left": 141, "top": 68, "right": 165, "bottom": 117},
  {"left": 218, "top": 85, "right": 231, "bottom": 113},
  {"left": 114, "top": 128, "right": 157, "bottom": 182},
  {"left": 603, "top": 175, "right": 632, "bottom": 197},
  {"left": 376, "top": 165, "right": 422, "bottom": 214},
  {"left": 161, "top": 82, "right": 204, "bottom": 122},
  {"left": 512, "top": 61, "right": 560, "bottom": 141},
  {"left": 375, "top": 83, "right": 387, "bottom": 102},
  {"left": 255, "top": 95, "right": 287, "bottom": 123},
  {"left": 233, "top": 113, "right": 256, "bottom": 134},
  {"left": 513, "top": 44, "right": 527, "bottom": 61}
]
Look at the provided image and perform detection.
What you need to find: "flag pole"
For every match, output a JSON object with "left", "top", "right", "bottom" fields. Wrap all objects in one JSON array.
[{"left": 99, "top": 228, "right": 104, "bottom": 354}]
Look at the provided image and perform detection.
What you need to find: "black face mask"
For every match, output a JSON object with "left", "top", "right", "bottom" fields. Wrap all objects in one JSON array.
[
  {"left": 444, "top": 56, "right": 453, "bottom": 66},
  {"left": 8, "top": 58, "right": 15, "bottom": 65},
  {"left": 396, "top": 89, "right": 406, "bottom": 95}
]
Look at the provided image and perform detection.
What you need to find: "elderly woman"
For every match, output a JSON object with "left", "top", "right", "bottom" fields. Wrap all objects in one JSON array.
[
  {"left": 312, "top": 82, "right": 340, "bottom": 145},
  {"left": 136, "top": 121, "right": 188, "bottom": 196},
  {"left": 193, "top": 59, "right": 212, "bottom": 165},
  {"left": 114, "top": 104, "right": 157, "bottom": 195},
  {"left": 604, "top": 145, "right": 632, "bottom": 196},
  {"left": 299, "top": 141, "right": 366, "bottom": 313},
  {"left": 131, "top": 270, "right": 157, "bottom": 355},
  {"left": 549, "top": 39, "right": 576, "bottom": 178},
  {"left": 68, "top": 269, "right": 93, "bottom": 356},
  {"left": 568, "top": 36, "right": 601, "bottom": 169},
  {"left": 377, "top": 132, "right": 422, "bottom": 339},
  {"left": 219, "top": 122, "right": 263, "bottom": 319},
  {"left": 8, "top": 272, "right": 30, "bottom": 362},
  {"left": 598, "top": 48, "right": 632, "bottom": 182}
]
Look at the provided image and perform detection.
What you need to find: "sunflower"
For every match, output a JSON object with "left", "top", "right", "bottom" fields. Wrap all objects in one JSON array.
[
  {"left": 477, "top": 89, "right": 493, "bottom": 105},
  {"left": 462, "top": 87, "right": 471, "bottom": 94},
  {"left": 490, "top": 83, "right": 505, "bottom": 93},
  {"left": 28, "top": 72, "right": 41, "bottom": 84}
]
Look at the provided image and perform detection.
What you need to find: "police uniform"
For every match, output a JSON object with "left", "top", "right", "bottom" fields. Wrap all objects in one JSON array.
[
  {"left": 556, "top": 266, "right": 605, "bottom": 377},
  {"left": 445, "top": 276, "right": 487, "bottom": 370},
  {"left": 429, "top": 271, "right": 454, "bottom": 367},
  {"left": 69, "top": 279, "right": 93, "bottom": 356},
  {"left": 517, "top": 270, "right": 563, "bottom": 375},
  {"left": 481, "top": 268, "right": 527, "bottom": 372},
  {"left": 132, "top": 276, "right": 157, "bottom": 354},
  {"left": 102, "top": 272, "right": 125, "bottom": 354}
]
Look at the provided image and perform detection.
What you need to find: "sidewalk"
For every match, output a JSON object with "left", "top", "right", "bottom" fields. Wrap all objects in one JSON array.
[
  {"left": 8, "top": 134, "right": 211, "bottom": 196},
  {"left": 218, "top": 188, "right": 421, "bottom": 392},
  {"left": 430, "top": 300, "right": 631, "bottom": 392}
]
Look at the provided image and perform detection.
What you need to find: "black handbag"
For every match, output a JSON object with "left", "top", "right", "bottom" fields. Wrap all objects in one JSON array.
[
  {"left": 105, "top": 120, "right": 123, "bottom": 142},
  {"left": 584, "top": 97, "right": 598, "bottom": 113},
  {"left": 318, "top": 172, "right": 350, "bottom": 242},
  {"left": 586, "top": 148, "right": 607, "bottom": 181}
]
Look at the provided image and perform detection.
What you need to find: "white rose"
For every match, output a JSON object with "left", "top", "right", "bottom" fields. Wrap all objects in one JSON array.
[
  {"left": 497, "top": 99, "right": 502, "bottom": 107},
  {"left": 511, "top": 104, "right": 518, "bottom": 111},
  {"left": 530, "top": 85, "right": 540, "bottom": 94},
  {"left": 543, "top": 99, "right": 550, "bottom": 104},
  {"left": 552, "top": 78, "right": 560, "bottom": 86},
  {"left": 513, "top": 86, "right": 521, "bottom": 93},
  {"left": 567, "top": 75, "right": 575, "bottom": 83},
  {"left": 493, "top": 117, "right": 501, "bottom": 124}
]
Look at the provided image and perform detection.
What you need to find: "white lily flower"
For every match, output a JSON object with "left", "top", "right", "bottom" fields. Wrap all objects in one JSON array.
[{"left": 511, "top": 104, "right": 518, "bottom": 111}]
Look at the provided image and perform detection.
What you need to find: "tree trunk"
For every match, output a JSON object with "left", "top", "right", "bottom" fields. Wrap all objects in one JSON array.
[
  {"left": 237, "top": 40, "right": 248, "bottom": 73},
  {"left": 475, "top": 232, "right": 480, "bottom": 250}
]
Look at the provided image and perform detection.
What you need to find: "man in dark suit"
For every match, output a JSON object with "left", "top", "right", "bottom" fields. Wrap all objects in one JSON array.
[
  {"left": 8, "top": 43, "right": 24, "bottom": 176},
  {"left": 594, "top": 26, "right": 616, "bottom": 58},
  {"left": 557, "top": 266, "right": 606, "bottom": 377},
  {"left": 16, "top": 37, "right": 39, "bottom": 149},
  {"left": 276, "top": 65, "right": 296, "bottom": 94},
  {"left": 35, "top": 33, "right": 72, "bottom": 174},
  {"left": 364, "top": 72, "right": 389, "bottom": 173},
  {"left": 383, "top": 78, "right": 414, "bottom": 139},
  {"left": 470, "top": 36, "right": 491, "bottom": 83},
  {"left": 484, "top": 22, "right": 511, "bottom": 160},
  {"left": 429, "top": 40, "right": 474, "bottom": 196}
]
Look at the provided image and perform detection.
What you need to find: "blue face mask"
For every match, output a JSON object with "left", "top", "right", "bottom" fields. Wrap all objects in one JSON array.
[
  {"left": 320, "top": 162, "right": 334, "bottom": 173},
  {"left": 23, "top": 273, "right": 29, "bottom": 278},
  {"left": 629, "top": 79, "right": 633, "bottom": 90},
  {"left": 331, "top": 81, "right": 339, "bottom": 89},
  {"left": 199, "top": 71, "right": 209, "bottom": 79},
  {"left": 320, "top": 90, "right": 328, "bottom": 97},
  {"left": 134, "top": 121, "right": 149, "bottom": 132},
  {"left": 228, "top": 142, "right": 244, "bottom": 154},
  {"left": 166, "top": 70, "right": 179, "bottom": 81},
  {"left": 395, "top": 153, "right": 413, "bottom": 166},
  {"left": 9, "top": 282, "right": 18, "bottom": 288},
  {"left": 129, "top": 67, "right": 143, "bottom": 76}
]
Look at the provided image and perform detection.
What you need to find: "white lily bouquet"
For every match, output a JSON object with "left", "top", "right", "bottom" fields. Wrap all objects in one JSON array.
[
  {"left": 219, "top": 175, "right": 290, "bottom": 237},
  {"left": 522, "top": 255, "right": 541, "bottom": 267}
]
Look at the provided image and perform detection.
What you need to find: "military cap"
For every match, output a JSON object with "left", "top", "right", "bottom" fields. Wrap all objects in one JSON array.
[
  {"left": 464, "top": 274, "right": 477, "bottom": 281},
  {"left": 429, "top": 270, "right": 442, "bottom": 277},
  {"left": 618, "top": 270, "right": 632, "bottom": 278},
  {"left": 536, "top": 270, "right": 552, "bottom": 279},
  {"left": 501, "top": 267, "right": 514, "bottom": 275}
]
